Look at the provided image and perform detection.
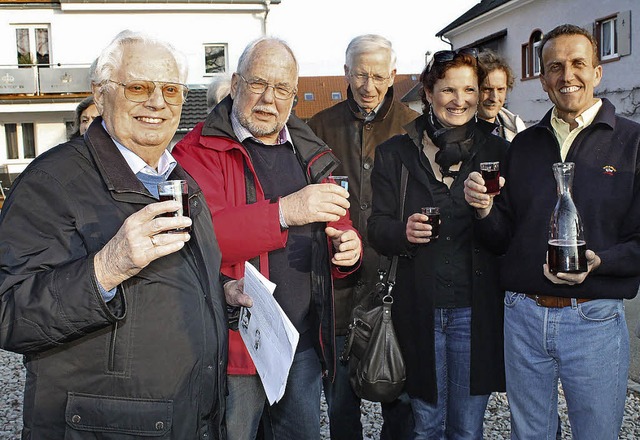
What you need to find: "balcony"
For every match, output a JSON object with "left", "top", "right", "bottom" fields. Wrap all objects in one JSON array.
[{"left": 0, "top": 64, "right": 91, "bottom": 99}]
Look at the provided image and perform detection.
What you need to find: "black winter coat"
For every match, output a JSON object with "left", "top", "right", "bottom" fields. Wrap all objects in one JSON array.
[
  {"left": 0, "top": 120, "right": 229, "bottom": 439},
  {"left": 368, "top": 115, "right": 507, "bottom": 403},
  {"left": 479, "top": 99, "right": 640, "bottom": 299},
  {"left": 308, "top": 87, "right": 418, "bottom": 334}
]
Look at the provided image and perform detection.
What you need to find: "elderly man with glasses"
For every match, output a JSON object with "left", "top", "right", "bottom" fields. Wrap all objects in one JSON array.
[
  {"left": 307, "top": 34, "right": 418, "bottom": 440},
  {"left": 0, "top": 30, "right": 250, "bottom": 439},
  {"left": 172, "top": 37, "right": 362, "bottom": 440}
]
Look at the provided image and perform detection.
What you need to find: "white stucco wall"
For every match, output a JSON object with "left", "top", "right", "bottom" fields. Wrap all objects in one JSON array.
[
  {"left": 0, "top": 5, "right": 267, "bottom": 85},
  {"left": 0, "top": 3, "right": 271, "bottom": 173},
  {"left": 443, "top": 0, "right": 640, "bottom": 125}
]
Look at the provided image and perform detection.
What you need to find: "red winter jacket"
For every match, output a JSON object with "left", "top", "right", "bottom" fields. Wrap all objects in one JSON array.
[{"left": 173, "top": 97, "right": 360, "bottom": 377}]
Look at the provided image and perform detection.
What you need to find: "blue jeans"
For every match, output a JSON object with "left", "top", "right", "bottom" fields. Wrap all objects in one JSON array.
[
  {"left": 263, "top": 347, "right": 322, "bottom": 440},
  {"left": 226, "top": 375, "right": 266, "bottom": 440},
  {"left": 324, "top": 335, "right": 414, "bottom": 440},
  {"left": 411, "top": 307, "right": 489, "bottom": 440},
  {"left": 504, "top": 293, "right": 629, "bottom": 440}
]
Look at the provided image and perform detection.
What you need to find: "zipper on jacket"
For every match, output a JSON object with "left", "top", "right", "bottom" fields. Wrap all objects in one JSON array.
[{"left": 108, "top": 321, "right": 119, "bottom": 371}]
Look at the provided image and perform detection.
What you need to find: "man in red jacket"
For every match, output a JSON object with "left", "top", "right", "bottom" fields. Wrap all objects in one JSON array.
[{"left": 173, "top": 37, "right": 362, "bottom": 440}]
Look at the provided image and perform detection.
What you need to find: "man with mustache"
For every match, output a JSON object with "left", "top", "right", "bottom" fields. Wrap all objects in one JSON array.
[{"left": 172, "top": 37, "right": 362, "bottom": 440}]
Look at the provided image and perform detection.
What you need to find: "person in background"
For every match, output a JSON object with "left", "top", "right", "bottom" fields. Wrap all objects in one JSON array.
[
  {"left": 308, "top": 33, "right": 418, "bottom": 440},
  {"left": 368, "top": 48, "right": 507, "bottom": 439},
  {"left": 464, "top": 24, "right": 640, "bottom": 439},
  {"left": 207, "top": 75, "right": 232, "bottom": 112},
  {"left": 172, "top": 36, "right": 362, "bottom": 440},
  {"left": 0, "top": 30, "right": 250, "bottom": 439},
  {"left": 476, "top": 49, "right": 526, "bottom": 141},
  {"left": 69, "top": 95, "right": 100, "bottom": 138}
]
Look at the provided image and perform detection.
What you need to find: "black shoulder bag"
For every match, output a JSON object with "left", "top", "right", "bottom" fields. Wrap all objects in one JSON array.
[{"left": 340, "top": 164, "right": 408, "bottom": 403}]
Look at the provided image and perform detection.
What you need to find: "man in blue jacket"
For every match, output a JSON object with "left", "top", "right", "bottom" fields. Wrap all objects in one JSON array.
[{"left": 464, "top": 24, "right": 640, "bottom": 439}]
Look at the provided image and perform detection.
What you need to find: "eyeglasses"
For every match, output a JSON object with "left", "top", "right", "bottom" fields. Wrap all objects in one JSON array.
[
  {"left": 349, "top": 72, "right": 392, "bottom": 86},
  {"left": 108, "top": 80, "right": 189, "bottom": 106},
  {"left": 238, "top": 74, "right": 297, "bottom": 100},
  {"left": 426, "top": 48, "right": 479, "bottom": 72}
]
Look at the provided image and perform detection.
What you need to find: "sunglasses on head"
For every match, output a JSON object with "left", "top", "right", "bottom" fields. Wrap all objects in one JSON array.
[{"left": 426, "top": 47, "right": 479, "bottom": 72}]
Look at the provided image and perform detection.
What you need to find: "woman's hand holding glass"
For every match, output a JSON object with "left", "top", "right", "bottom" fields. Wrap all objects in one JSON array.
[{"left": 406, "top": 212, "right": 435, "bottom": 244}]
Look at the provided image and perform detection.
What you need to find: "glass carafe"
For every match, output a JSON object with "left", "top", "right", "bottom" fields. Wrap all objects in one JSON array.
[{"left": 548, "top": 162, "right": 587, "bottom": 273}]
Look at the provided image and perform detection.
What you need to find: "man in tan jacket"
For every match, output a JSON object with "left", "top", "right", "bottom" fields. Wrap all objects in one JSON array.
[{"left": 308, "top": 34, "right": 418, "bottom": 440}]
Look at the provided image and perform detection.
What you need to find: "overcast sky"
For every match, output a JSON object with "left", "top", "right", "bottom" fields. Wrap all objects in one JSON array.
[{"left": 268, "top": 0, "right": 479, "bottom": 76}]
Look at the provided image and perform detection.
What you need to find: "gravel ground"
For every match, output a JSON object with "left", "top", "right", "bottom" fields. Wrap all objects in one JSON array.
[{"left": 2, "top": 348, "right": 640, "bottom": 439}]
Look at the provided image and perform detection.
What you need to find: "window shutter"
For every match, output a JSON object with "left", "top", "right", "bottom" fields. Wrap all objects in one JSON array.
[{"left": 618, "top": 10, "right": 631, "bottom": 57}]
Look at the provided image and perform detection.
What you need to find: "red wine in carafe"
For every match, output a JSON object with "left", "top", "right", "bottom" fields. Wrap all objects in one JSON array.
[{"left": 548, "top": 239, "right": 587, "bottom": 274}]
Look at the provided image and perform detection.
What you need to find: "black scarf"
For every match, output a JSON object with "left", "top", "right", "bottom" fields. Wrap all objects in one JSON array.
[{"left": 424, "top": 109, "right": 476, "bottom": 178}]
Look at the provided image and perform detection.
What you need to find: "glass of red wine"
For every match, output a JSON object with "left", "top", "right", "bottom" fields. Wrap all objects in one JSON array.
[
  {"left": 157, "top": 180, "right": 190, "bottom": 233},
  {"left": 421, "top": 206, "right": 440, "bottom": 240},
  {"left": 480, "top": 161, "right": 501, "bottom": 195}
]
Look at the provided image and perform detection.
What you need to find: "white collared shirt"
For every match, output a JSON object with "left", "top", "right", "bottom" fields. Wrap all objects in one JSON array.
[
  {"left": 551, "top": 99, "right": 602, "bottom": 161},
  {"left": 230, "top": 111, "right": 294, "bottom": 151},
  {"left": 102, "top": 121, "right": 177, "bottom": 178}
]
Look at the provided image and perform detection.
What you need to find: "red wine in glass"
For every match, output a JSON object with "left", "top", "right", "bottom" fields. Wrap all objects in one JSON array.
[{"left": 158, "top": 180, "right": 191, "bottom": 233}]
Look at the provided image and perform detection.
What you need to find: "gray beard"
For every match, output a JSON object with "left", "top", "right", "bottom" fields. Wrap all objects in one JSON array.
[{"left": 234, "top": 106, "right": 284, "bottom": 139}]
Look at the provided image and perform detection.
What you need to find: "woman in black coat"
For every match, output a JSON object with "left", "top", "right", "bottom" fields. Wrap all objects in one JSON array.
[{"left": 368, "top": 49, "right": 508, "bottom": 439}]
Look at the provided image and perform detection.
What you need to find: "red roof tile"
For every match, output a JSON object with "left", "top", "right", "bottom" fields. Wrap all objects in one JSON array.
[{"left": 293, "top": 74, "right": 420, "bottom": 121}]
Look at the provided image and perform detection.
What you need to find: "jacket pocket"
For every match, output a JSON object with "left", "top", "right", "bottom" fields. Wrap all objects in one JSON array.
[{"left": 64, "top": 392, "right": 172, "bottom": 439}]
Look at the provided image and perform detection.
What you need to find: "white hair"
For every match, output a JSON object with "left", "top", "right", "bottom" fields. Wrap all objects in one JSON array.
[
  {"left": 91, "top": 30, "right": 188, "bottom": 90},
  {"left": 206, "top": 75, "right": 231, "bottom": 112},
  {"left": 345, "top": 34, "right": 396, "bottom": 71}
]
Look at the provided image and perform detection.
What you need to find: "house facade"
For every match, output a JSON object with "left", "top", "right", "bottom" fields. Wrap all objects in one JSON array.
[
  {"left": 437, "top": 0, "right": 638, "bottom": 126},
  {"left": 0, "top": 0, "right": 278, "bottom": 186}
]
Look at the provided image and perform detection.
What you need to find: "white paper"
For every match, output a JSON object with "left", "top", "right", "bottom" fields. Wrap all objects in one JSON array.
[{"left": 239, "top": 262, "right": 299, "bottom": 404}]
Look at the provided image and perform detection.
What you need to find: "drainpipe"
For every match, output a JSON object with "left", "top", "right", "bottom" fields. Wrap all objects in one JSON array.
[
  {"left": 262, "top": 0, "right": 271, "bottom": 36},
  {"left": 439, "top": 34, "right": 453, "bottom": 49}
]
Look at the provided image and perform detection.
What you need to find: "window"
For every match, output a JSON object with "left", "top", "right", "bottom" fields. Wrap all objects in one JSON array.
[
  {"left": 15, "top": 25, "right": 50, "bottom": 66},
  {"left": 5, "top": 124, "right": 17, "bottom": 159},
  {"left": 600, "top": 17, "right": 617, "bottom": 59},
  {"left": 304, "top": 93, "right": 314, "bottom": 101},
  {"left": 595, "top": 12, "right": 631, "bottom": 61},
  {"left": 331, "top": 92, "right": 342, "bottom": 100},
  {"left": 204, "top": 44, "right": 227, "bottom": 75},
  {"left": 532, "top": 39, "right": 542, "bottom": 75},
  {"left": 5, "top": 123, "right": 35, "bottom": 160},
  {"left": 521, "top": 30, "right": 543, "bottom": 79}
]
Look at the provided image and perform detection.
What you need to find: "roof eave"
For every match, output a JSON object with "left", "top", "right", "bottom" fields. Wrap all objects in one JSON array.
[{"left": 437, "top": 0, "right": 533, "bottom": 40}]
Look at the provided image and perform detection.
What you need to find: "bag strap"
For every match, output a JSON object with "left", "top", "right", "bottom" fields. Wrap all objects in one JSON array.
[
  {"left": 340, "top": 164, "right": 409, "bottom": 363},
  {"left": 387, "top": 163, "right": 408, "bottom": 285}
]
